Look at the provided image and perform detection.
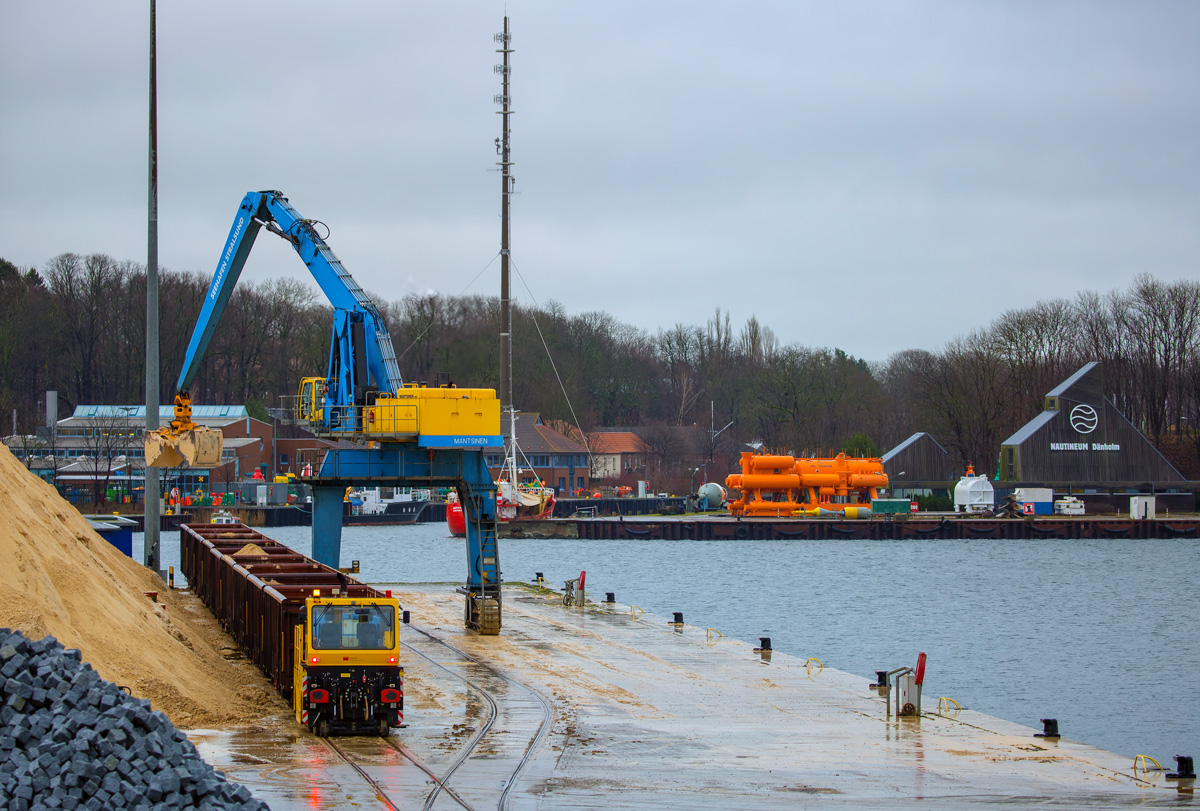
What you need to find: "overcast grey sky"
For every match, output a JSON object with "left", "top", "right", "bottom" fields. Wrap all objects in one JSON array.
[{"left": 3, "top": 1, "right": 1198, "bottom": 362}]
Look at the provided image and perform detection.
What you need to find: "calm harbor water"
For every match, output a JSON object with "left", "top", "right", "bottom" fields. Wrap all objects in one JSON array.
[{"left": 135, "top": 524, "right": 1198, "bottom": 763}]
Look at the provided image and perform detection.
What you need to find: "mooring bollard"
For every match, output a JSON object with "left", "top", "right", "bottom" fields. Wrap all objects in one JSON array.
[
  {"left": 871, "top": 670, "right": 889, "bottom": 688},
  {"left": 605, "top": 592, "right": 615, "bottom": 603},
  {"left": 1035, "top": 718, "right": 1061, "bottom": 738},
  {"left": 1167, "top": 755, "right": 1196, "bottom": 779},
  {"left": 670, "top": 612, "right": 684, "bottom": 624},
  {"left": 535, "top": 572, "right": 545, "bottom": 585},
  {"left": 755, "top": 637, "right": 772, "bottom": 651}
]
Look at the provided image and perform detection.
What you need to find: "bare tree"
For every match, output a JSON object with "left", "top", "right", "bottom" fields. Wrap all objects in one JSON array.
[{"left": 80, "top": 410, "right": 136, "bottom": 508}]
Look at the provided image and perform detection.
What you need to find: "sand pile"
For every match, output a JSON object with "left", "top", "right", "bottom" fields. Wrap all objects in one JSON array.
[{"left": 0, "top": 444, "right": 282, "bottom": 728}]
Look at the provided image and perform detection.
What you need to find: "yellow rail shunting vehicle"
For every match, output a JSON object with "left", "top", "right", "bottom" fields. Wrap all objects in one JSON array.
[
  {"left": 295, "top": 591, "right": 403, "bottom": 737},
  {"left": 181, "top": 521, "right": 403, "bottom": 737}
]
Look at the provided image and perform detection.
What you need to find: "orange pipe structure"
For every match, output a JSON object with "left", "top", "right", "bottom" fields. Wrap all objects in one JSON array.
[{"left": 725, "top": 451, "right": 889, "bottom": 517}]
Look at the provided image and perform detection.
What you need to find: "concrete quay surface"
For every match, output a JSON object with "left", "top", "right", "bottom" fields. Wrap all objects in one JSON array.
[{"left": 190, "top": 585, "right": 1191, "bottom": 809}]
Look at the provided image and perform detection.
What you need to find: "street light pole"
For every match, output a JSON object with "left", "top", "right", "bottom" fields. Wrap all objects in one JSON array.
[{"left": 143, "top": 0, "right": 161, "bottom": 574}]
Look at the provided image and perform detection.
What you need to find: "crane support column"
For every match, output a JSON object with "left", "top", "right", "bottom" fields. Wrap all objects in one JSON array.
[
  {"left": 312, "top": 486, "right": 346, "bottom": 567},
  {"left": 309, "top": 445, "right": 502, "bottom": 634},
  {"left": 457, "top": 450, "right": 501, "bottom": 634}
]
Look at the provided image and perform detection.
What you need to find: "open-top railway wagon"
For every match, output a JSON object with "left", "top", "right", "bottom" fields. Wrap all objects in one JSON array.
[{"left": 181, "top": 522, "right": 404, "bottom": 736}]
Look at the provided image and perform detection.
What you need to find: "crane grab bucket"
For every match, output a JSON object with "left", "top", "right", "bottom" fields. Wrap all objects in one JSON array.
[
  {"left": 144, "top": 425, "right": 223, "bottom": 468},
  {"left": 144, "top": 393, "right": 225, "bottom": 468},
  {"left": 144, "top": 430, "right": 185, "bottom": 468}
]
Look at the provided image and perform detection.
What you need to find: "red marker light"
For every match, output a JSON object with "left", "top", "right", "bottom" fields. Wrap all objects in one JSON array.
[
  {"left": 387, "top": 656, "right": 397, "bottom": 664},
  {"left": 309, "top": 656, "right": 319, "bottom": 665}
]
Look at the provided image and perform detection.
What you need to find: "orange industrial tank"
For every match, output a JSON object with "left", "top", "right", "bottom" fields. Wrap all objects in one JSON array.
[
  {"left": 726, "top": 450, "right": 889, "bottom": 517},
  {"left": 748, "top": 455, "right": 797, "bottom": 472},
  {"left": 736, "top": 473, "right": 802, "bottom": 491}
]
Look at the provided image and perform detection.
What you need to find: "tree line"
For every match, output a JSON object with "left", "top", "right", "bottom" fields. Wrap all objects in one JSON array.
[{"left": 2, "top": 253, "right": 1198, "bottom": 483}]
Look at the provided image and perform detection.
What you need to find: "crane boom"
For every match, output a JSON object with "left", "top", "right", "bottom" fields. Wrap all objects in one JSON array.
[
  {"left": 176, "top": 190, "right": 404, "bottom": 396},
  {"left": 146, "top": 190, "right": 499, "bottom": 469}
]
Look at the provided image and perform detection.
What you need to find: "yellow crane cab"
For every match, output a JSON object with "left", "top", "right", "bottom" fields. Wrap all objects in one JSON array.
[{"left": 296, "top": 377, "right": 326, "bottom": 423}]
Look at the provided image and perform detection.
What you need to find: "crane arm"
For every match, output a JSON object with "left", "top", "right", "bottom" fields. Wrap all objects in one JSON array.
[
  {"left": 175, "top": 190, "right": 404, "bottom": 395},
  {"left": 148, "top": 190, "right": 407, "bottom": 468}
]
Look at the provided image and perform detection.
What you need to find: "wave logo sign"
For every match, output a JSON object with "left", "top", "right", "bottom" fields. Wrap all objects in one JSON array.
[{"left": 1070, "top": 404, "right": 1099, "bottom": 434}]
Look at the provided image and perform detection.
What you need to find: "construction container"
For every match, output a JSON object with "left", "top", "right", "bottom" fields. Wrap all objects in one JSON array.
[
  {"left": 870, "top": 498, "right": 912, "bottom": 515},
  {"left": 1014, "top": 487, "right": 1053, "bottom": 516},
  {"left": 1130, "top": 495, "right": 1156, "bottom": 520}
]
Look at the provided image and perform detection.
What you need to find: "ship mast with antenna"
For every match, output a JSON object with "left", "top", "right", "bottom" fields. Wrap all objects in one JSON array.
[{"left": 495, "top": 17, "right": 514, "bottom": 413}]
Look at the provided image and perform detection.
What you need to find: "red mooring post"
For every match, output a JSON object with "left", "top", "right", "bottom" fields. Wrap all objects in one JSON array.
[{"left": 915, "top": 652, "right": 927, "bottom": 685}]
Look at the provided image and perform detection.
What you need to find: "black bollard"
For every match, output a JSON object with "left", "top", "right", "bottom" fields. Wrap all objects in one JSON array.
[
  {"left": 535, "top": 572, "right": 544, "bottom": 582},
  {"left": 756, "top": 637, "right": 772, "bottom": 651},
  {"left": 671, "top": 612, "right": 684, "bottom": 624},
  {"left": 1035, "top": 718, "right": 1060, "bottom": 738},
  {"left": 870, "top": 670, "right": 889, "bottom": 688},
  {"left": 605, "top": 592, "right": 615, "bottom": 603},
  {"left": 1167, "top": 755, "right": 1196, "bottom": 779}
]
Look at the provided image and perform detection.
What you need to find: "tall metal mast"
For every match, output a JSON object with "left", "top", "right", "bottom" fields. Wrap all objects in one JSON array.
[
  {"left": 144, "top": 0, "right": 161, "bottom": 573},
  {"left": 495, "top": 17, "right": 514, "bottom": 413}
]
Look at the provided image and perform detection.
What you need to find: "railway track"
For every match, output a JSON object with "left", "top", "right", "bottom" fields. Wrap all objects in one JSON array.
[{"left": 321, "top": 623, "right": 554, "bottom": 810}]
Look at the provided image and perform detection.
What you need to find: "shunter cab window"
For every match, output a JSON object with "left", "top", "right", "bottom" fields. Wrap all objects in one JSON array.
[{"left": 311, "top": 604, "right": 396, "bottom": 650}]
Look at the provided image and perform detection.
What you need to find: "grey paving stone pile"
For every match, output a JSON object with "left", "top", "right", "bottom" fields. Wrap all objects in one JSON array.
[{"left": 0, "top": 629, "right": 268, "bottom": 811}]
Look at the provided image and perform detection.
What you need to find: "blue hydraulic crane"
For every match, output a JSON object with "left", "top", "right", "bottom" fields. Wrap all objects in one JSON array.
[{"left": 144, "top": 190, "right": 505, "bottom": 633}]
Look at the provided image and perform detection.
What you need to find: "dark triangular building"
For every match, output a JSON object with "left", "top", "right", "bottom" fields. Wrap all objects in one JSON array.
[
  {"left": 996, "top": 362, "right": 1183, "bottom": 484},
  {"left": 882, "top": 432, "right": 952, "bottom": 483}
]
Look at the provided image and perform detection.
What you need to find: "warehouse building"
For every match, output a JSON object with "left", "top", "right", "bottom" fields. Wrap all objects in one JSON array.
[
  {"left": 881, "top": 432, "right": 954, "bottom": 501},
  {"left": 996, "top": 362, "right": 1192, "bottom": 511}
]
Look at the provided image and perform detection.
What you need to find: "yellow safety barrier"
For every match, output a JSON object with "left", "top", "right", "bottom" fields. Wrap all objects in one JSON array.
[
  {"left": 937, "top": 697, "right": 962, "bottom": 715},
  {"left": 803, "top": 657, "right": 823, "bottom": 674},
  {"left": 705, "top": 628, "right": 723, "bottom": 644},
  {"left": 630, "top": 605, "right": 645, "bottom": 620},
  {"left": 1133, "top": 755, "right": 1164, "bottom": 773}
]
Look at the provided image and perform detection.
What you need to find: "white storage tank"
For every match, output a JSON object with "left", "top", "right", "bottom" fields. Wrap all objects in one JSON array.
[
  {"left": 954, "top": 465, "right": 994, "bottom": 514},
  {"left": 697, "top": 482, "right": 726, "bottom": 509}
]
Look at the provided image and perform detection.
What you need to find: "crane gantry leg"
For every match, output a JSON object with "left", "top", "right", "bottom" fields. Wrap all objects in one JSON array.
[{"left": 307, "top": 445, "right": 501, "bottom": 634}]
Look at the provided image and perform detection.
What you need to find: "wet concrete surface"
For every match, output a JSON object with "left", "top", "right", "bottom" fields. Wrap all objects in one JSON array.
[{"left": 191, "top": 585, "right": 1194, "bottom": 809}]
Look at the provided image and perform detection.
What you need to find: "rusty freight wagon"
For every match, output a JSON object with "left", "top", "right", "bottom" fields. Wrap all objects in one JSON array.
[{"left": 180, "top": 522, "right": 404, "bottom": 736}]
